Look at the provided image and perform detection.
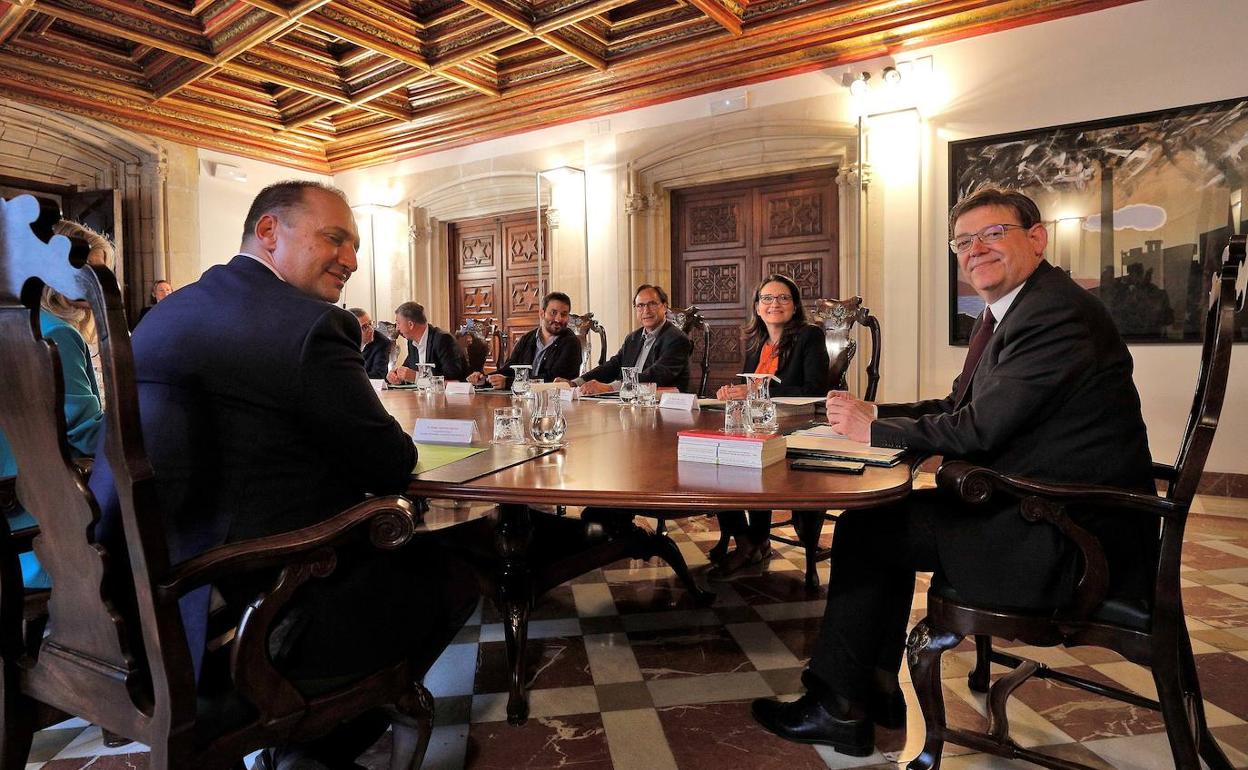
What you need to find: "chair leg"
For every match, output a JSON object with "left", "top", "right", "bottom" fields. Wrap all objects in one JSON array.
[
  {"left": 390, "top": 682, "right": 436, "bottom": 770},
  {"left": 905, "top": 619, "right": 962, "bottom": 770},
  {"left": 0, "top": 664, "right": 35, "bottom": 770},
  {"left": 791, "top": 510, "right": 823, "bottom": 591},
  {"left": 1176, "top": 630, "right": 1233, "bottom": 770},
  {"left": 967, "top": 635, "right": 992, "bottom": 693},
  {"left": 1153, "top": 651, "right": 1202, "bottom": 770}
]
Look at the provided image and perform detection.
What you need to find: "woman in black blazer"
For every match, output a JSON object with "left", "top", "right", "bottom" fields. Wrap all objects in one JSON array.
[{"left": 708, "top": 274, "right": 830, "bottom": 580}]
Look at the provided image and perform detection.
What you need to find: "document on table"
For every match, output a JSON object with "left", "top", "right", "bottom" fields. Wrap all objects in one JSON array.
[
  {"left": 784, "top": 433, "right": 904, "bottom": 466},
  {"left": 413, "top": 443, "right": 488, "bottom": 474}
]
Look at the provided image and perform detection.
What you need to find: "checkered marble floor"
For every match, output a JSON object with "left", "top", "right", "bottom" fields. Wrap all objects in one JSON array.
[{"left": 24, "top": 492, "right": 1248, "bottom": 770}]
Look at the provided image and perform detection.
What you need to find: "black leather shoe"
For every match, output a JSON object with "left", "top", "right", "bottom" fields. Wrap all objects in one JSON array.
[
  {"left": 800, "top": 670, "right": 906, "bottom": 729},
  {"left": 751, "top": 692, "right": 873, "bottom": 756}
]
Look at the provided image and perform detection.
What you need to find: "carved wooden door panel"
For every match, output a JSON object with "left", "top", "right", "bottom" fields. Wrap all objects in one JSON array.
[
  {"left": 449, "top": 210, "right": 545, "bottom": 369},
  {"left": 672, "top": 170, "right": 838, "bottom": 394}
]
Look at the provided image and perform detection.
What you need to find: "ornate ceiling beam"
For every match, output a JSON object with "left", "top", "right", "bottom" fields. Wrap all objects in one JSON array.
[
  {"left": 30, "top": 1, "right": 215, "bottom": 65},
  {"left": 0, "top": 0, "right": 36, "bottom": 46},
  {"left": 681, "top": 0, "right": 743, "bottom": 37},
  {"left": 459, "top": 0, "right": 607, "bottom": 71}
]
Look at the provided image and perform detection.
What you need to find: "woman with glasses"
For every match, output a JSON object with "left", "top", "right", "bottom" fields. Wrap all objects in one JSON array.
[{"left": 708, "top": 273, "right": 830, "bottom": 580}]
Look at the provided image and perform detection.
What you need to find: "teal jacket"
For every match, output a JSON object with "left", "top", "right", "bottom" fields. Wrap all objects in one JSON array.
[{"left": 0, "top": 311, "right": 104, "bottom": 589}]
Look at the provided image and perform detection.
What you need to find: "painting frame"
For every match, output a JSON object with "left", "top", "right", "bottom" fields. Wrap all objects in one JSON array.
[{"left": 948, "top": 95, "right": 1248, "bottom": 346}]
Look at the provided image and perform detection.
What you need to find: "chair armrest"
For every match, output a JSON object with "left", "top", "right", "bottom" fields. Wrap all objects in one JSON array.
[
  {"left": 936, "top": 461, "right": 1181, "bottom": 520},
  {"left": 1151, "top": 461, "right": 1178, "bottom": 482},
  {"left": 158, "top": 495, "right": 419, "bottom": 599}
]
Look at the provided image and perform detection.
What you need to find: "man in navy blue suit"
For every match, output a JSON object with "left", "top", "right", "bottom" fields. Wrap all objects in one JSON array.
[{"left": 92, "top": 181, "right": 476, "bottom": 770}]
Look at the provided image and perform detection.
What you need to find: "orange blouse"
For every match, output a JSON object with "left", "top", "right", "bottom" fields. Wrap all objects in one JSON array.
[{"left": 755, "top": 341, "right": 780, "bottom": 376}]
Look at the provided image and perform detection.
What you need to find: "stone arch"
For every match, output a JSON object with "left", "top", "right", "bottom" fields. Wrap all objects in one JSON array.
[{"left": 0, "top": 101, "right": 169, "bottom": 315}]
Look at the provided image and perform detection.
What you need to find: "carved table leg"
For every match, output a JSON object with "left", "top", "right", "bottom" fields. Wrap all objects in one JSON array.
[
  {"left": 640, "top": 518, "right": 715, "bottom": 606},
  {"left": 495, "top": 503, "right": 534, "bottom": 725}
]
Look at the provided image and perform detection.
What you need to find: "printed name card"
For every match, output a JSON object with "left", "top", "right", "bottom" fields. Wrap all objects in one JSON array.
[
  {"left": 444, "top": 381, "right": 474, "bottom": 395},
  {"left": 559, "top": 387, "right": 576, "bottom": 401},
  {"left": 369, "top": 379, "right": 386, "bottom": 394},
  {"left": 531, "top": 381, "right": 571, "bottom": 393},
  {"left": 659, "top": 392, "right": 699, "bottom": 411},
  {"left": 412, "top": 418, "right": 476, "bottom": 445}
]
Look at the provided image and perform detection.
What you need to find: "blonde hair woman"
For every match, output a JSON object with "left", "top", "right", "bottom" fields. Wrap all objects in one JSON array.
[{"left": 1, "top": 220, "right": 114, "bottom": 588}]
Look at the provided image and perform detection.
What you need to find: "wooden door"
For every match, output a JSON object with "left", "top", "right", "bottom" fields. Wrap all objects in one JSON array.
[
  {"left": 449, "top": 210, "right": 546, "bottom": 369},
  {"left": 672, "top": 170, "right": 838, "bottom": 394}
]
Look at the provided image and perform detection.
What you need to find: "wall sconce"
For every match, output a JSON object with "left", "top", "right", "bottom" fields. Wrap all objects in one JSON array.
[{"left": 845, "top": 72, "right": 871, "bottom": 97}]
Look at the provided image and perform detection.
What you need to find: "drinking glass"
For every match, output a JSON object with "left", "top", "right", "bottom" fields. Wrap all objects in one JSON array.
[
  {"left": 723, "top": 399, "right": 749, "bottom": 433},
  {"left": 619, "top": 366, "right": 640, "bottom": 403},
  {"left": 492, "top": 406, "right": 525, "bottom": 444},
  {"left": 528, "top": 389, "right": 567, "bottom": 446},
  {"left": 413, "top": 363, "right": 435, "bottom": 391},
  {"left": 635, "top": 381, "right": 657, "bottom": 407},
  {"left": 511, "top": 365, "right": 533, "bottom": 397},
  {"left": 428, "top": 375, "right": 446, "bottom": 395}
]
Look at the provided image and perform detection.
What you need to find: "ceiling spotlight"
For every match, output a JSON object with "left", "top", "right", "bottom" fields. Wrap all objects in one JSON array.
[
  {"left": 848, "top": 72, "right": 870, "bottom": 97},
  {"left": 882, "top": 66, "right": 901, "bottom": 85}
]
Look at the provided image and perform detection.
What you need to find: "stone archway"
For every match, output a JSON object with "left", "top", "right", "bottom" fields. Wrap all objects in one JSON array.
[{"left": 0, "top": 102, "right": 171, "bottom": 316}]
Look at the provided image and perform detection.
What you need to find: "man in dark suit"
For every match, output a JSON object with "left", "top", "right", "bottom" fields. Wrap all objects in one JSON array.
[
  {"left": 91, "top": 181, "right": 476, "bottom": 770},
  {"left": 386, "top": 300, "right": 469, "bottom": 383},
  {"left": 349, "top": 307, "right": 392, "bottom": 379},
  {"left": 573, "top": 284, "right": 693, "bottom": 393},
  {"left": 751, "top": 188, "right": 1155, "bottom": 757},
  {"left": 467, "top": 291, "right": 582, "bottom": 388}
]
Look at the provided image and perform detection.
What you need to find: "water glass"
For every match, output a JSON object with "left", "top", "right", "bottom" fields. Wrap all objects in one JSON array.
[
  {"left": 748, "top": 398, "right": 778, "bottom": 433},
  {"left": 635, "top": 381, "right": 658, "bottom": 407},
  {"left": 724, "top": 399, "right": 749, "bottom": 433},
  {"left": 492, "top": 406, "right": 525, "bottom": 444},
  {"left": 413, "top": 363, "right": 435, "bottom": 391},
  {"left": 528, "top": 389, "right": 567, "bottom": 446},
  {"left": 428, "top": 375, "right": 446, "bottom": 395},
  {"left": 619, "top": 366, "right": 639, "bottom": 404},
  {"left": 511, "top": 365, "right": 533, "bottom": 397}
]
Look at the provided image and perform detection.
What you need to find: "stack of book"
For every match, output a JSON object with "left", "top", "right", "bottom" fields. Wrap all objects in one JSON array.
[
  {"left": 785, "top": 428, "right": 904, "bottom": 467},
  {"left": 677, "top": 429, "right": 787, "bottom": 468}
]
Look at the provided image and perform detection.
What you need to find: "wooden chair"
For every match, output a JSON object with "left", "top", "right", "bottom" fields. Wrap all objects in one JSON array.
[
  {"left": 905, "top": 236, "right": 1244, "bottom": 770},
  {"left": 666, "top": 304, "right": 711, "bottom": 397},
  {"left": 813, "top": 296, "right": 881, "bottom": 400},
  {"left": 567, "top": 312, "right": 607, "bottom": 376},
  {"left": 455, "top": 317, "right": 494, "bottom": 372},
  {"left": 762, "top": 296, "right": 882, "bottom": 588},
  {"left": 0, "top": 194, "right": 436, "bottom": 770}
]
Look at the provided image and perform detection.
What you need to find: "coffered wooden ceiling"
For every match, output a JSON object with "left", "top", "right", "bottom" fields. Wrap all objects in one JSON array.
[{"left": 0, "top": 0, "right": 1136, "bottom": 173}]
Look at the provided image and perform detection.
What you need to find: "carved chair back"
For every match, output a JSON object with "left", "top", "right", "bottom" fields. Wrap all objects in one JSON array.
[
  {"left": 666, "top": 305, "right": 711, "bottom": 397},
  {"left": 455, "top": 317, "right": 495, "bottom": 372},
  {"left": 0, "top": 195, "right": 431, "bottom": 769},
  {"left": 567, "top": 312, "right": 607, "bottom": 376},
  {"left": 811, "top": 296, "right": 881, "bottom": 401},
  {"left": 905, "top": 237, "right": 1245, "bottom": 770}
]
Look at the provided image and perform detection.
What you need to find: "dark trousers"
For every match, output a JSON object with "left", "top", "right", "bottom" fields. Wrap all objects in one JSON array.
[
  {"left": 717, "top": 510, "right": 771, "bottom": 545},
  {"left": 806, "top": 492, "right": 944, "bottom": 703}
]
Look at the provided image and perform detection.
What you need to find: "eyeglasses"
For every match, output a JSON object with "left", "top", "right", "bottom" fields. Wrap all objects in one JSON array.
[
  {"left": 360, "top": 322, "right": 374, "bottom": 330},
  {"left": 758, "top": 294, "right": 793, "bottom": 305},
  {"left": 950, "top": 223, "right": 1027, "bottom": 253},
  {"left": 634, "top": 300, "right": 661, "bottom": 310}
]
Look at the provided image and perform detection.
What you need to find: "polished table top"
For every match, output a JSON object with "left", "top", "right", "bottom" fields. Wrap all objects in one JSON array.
[{"left": 383, "top": 389, "right": 915, "bottom": 511}]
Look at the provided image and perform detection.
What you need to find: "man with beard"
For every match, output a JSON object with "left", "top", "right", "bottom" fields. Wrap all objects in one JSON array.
[{"left": 467, "top": 291, "right": 581, "bottom": 387}]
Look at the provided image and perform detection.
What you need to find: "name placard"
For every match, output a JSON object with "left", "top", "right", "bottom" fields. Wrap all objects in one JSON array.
[
  {"left": 369, "top": 379, "right": 386, "bottom": 394},
  {"left": 559, "top": 387, "right": 576, "bottom": 401},
  {"left": 659, "top": 392, "right": 699, "bottom": 411},
  {"left": 445, "top": 381, "right": 474, "bottom": 395},
  {"left": 412, "top": 418, "right": 476, "bottom": 445},
  {"left": 531, "top": 381, "right": 571, "bottom": 393}
]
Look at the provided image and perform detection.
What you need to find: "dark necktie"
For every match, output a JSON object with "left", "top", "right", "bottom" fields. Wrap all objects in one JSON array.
[{"left": 954, "top": 306, "right": 995, "bottom": 405}]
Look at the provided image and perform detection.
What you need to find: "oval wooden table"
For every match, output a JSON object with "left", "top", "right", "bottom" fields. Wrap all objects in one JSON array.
[{"left": 382, "top": 389, "right": 917, "bottom": 723}]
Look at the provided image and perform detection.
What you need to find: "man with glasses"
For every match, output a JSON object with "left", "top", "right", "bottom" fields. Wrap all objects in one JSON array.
[
  {"left": 751, "top": 187, "right": 1155, "bottom": 758},
  {"left": 348, "top": 307, "right": 391, "bottom": 379},
  {"left": 467, "top": 291, "right": 582, "bottom": 388},
  {"left": 572, "top": 284, "right": 692, "bottom": 394}
]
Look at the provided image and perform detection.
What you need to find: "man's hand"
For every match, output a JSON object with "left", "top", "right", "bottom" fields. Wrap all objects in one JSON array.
[
  {"left": 825, "top": 390, "right": 874, "bottom": 443},
  {"left": 716, "top": 383, "right": 748, "bottom": 400},
  {"left": 486, "top": 373, "right": 506, "bottom": 388},
  {"left": 466, "top": 371, "right": 484, "bottom": 384},
  {"left": 387, "top": 366, "right": 414, "bottom": 385},
  {"left": 580, "top": 380, "right": 611, "bottom": 396}
]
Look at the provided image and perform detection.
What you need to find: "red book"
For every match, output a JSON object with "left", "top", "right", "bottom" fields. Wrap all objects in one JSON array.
[{"left": 677, "top": 429, "right": 782, "bottom": 443}]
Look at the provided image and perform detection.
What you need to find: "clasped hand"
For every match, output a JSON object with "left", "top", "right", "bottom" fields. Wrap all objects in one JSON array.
[{"left": 824, "top": 390, "right": 874, "bottom": 443}]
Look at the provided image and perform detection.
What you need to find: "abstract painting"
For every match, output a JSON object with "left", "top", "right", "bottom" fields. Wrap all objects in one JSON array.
[{"left": 949, "top": 96, "right": 1248, "bottom": 344}]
